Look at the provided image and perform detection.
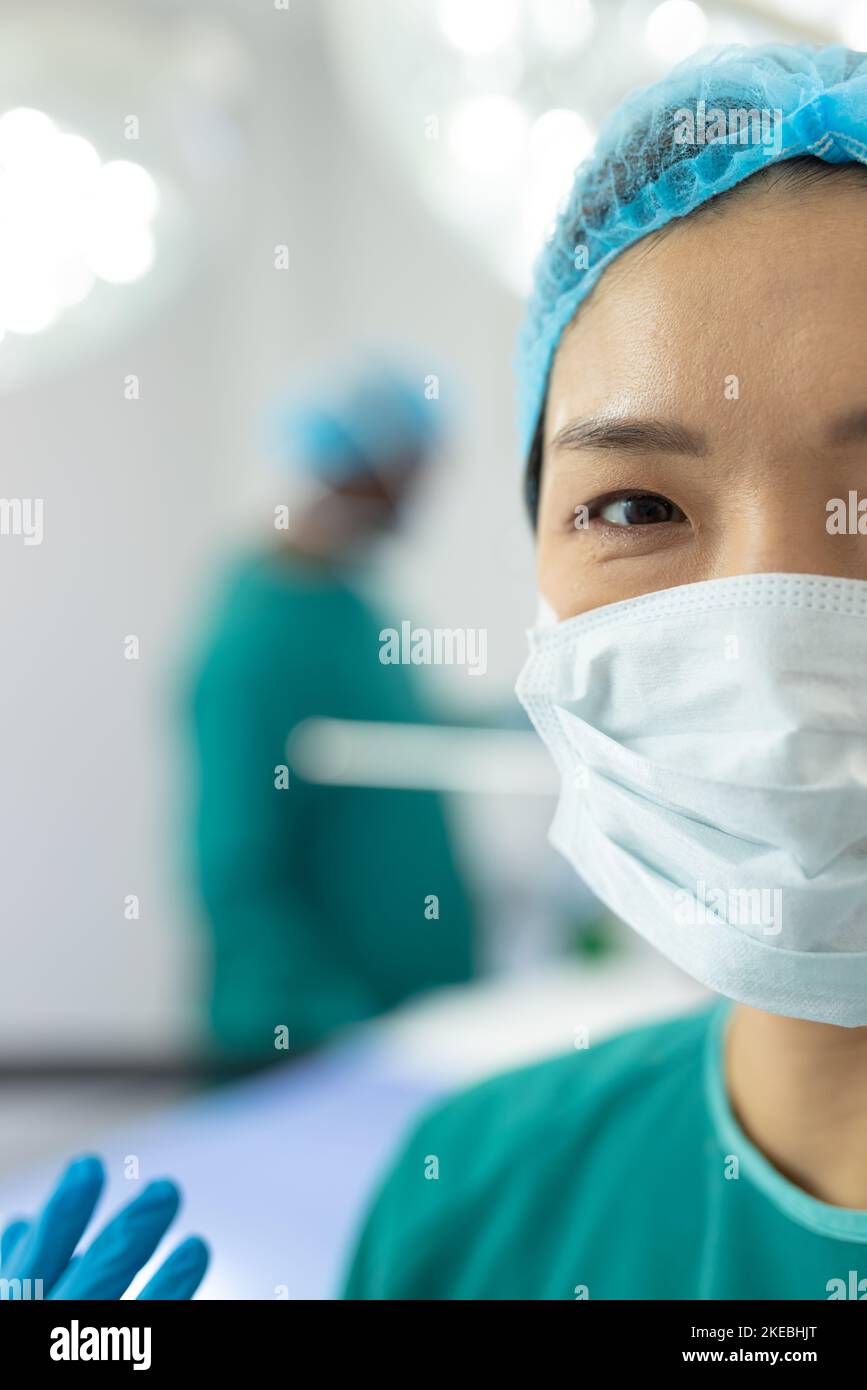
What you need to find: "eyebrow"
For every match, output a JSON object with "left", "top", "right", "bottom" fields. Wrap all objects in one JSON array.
[
  {"left": 549, "top": 416, "right": 708, "bottom": 457},
  {"left": 549, "top": 407, "right": 867, "bottom": 457}
]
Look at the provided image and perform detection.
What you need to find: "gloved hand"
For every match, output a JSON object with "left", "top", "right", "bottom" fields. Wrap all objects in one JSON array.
[{"left": 0, "top": 1155, "right": 209, "bottom": 1299}]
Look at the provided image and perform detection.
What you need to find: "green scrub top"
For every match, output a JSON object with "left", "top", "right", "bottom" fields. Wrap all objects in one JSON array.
[
  {"left": 189, "top": 551, "right": 475, "bottom": 1060},
  {"left": 343, "top": 1000, "right": 867, "bottom": 1299}
]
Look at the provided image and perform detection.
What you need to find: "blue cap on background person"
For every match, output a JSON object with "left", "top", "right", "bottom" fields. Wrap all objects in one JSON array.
[{"left": 271, "top": 358, "right": 445, "bottom": 484}]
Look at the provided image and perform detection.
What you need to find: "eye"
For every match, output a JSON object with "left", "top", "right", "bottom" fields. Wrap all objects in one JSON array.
[{"left": 589, "top": 491, "right": 686, "bottom": 527}]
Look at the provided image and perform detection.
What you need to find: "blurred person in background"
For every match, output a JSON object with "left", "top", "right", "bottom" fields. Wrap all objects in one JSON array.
[{"left": 187, "top": 362, "right": 476, "bottom": 1064}]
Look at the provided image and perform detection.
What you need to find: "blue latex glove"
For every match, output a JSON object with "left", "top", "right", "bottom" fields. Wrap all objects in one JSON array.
[{"left": 0, "top": 1155, "right": 209, "bottom": 1299}]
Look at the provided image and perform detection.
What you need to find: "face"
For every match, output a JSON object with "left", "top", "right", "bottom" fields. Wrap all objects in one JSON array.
[
  {"left": 538, "top": 178, "right": 867, "bottom": 620},
  {"left": 312, "top": 457, "right": 420, "bottom": 544}
]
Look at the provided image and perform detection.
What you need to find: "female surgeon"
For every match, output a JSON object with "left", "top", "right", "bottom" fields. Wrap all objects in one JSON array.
[
  {"left": 5, "top": 39, "right": 867, "bottom": 1302},
  {"left": 343, "top": 41, "right": 867, "bottom": 1300}
]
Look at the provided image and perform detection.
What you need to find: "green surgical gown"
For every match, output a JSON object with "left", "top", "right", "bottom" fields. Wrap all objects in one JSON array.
[
  {"left": 190, "top": 551, "right": 475, "bottom": 1059},
  {"left": 343, "top": 1000, "right": 867, "bottom": 1299}
]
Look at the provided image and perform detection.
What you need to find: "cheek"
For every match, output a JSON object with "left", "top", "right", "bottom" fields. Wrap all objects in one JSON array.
[
  {"left": 537, "top": 524, "right": 622, "bottom": 618},
  {"left": 536, "top": 471, "right": 592, "bottom": 616},
  {"left": 537, "top": 508, "right": 708, "bottom": 619}
]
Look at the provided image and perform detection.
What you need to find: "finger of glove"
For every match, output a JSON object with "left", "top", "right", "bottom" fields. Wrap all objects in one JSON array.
[
  {"left": 5, "top": 1156, "right": 104, "bottom": 1289},
  {"left": 43, "top": 1255, "right": 81, "bottom": 1300},
  {"left": 50, "top": 1180, "right": 181, "bottom": 1300},
  {"left": 137, "top": 1236, "right": 210, "bottom": 1300},
  {"left": 1, "top": 1219, "right": 30, "bottom": 1265}
]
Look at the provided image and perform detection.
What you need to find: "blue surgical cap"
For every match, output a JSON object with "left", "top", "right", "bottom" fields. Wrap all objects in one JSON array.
[
  {"left": 517, "top": 43, "right": 867, "bottom": 459},
  {"left": 274, "top": 363, "right": 443, "bottom": 483}
]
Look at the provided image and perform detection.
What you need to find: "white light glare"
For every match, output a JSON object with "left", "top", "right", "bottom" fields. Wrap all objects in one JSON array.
[
  {"left": 96, "top": 161, "right": 159, "bottom": 222},
  {"left": 438, "top": 0, "right": 521, "bottom": 55},
  {"left": 448, "top": 96, "right": 529, "bottom": 178},
  {"left": 645, "top": 0, "right": 709, "bottom": 63},
  {"left": 523, "top": 109, "right": 595, "bottom": 278},
  {"left": 838, "top": 1, "right": 867, "bottom": 50},
  {"left": 86, "top": 225, "right": 155, "bottom": 285},
  {"left": 530, "top": 0, "right": 596, "bottom": 55},
  {"left": 0, "top": 107, "right": 159, "bottom": 339},
  {"left": 0, "top": 108, "right": 58, "bottom": 170}
]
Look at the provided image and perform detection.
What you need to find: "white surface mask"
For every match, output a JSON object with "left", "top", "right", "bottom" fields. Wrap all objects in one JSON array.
[{"left": 517, "top": 573, "right": 867, "bottom": 1027}]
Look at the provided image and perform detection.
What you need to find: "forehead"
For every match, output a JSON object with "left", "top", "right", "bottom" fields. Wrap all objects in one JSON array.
[{"left": 545, "top": 182, "right": 867, "bottom": 444}]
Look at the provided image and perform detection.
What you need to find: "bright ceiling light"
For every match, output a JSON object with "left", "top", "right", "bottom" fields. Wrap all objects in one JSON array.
[
  {"left": 50, "top": 134, "right": 102, "bottom": 189},
  {"left": 530, "top": 0, "right": 596, "bottom": 54},
  {"left": 448, "top": 96, "right": 529, "bottom": 178},
  {"left": 527, "top": 107, "right": 595, "bottom": 219},
  {"left": 0, "top": 107, "right": 58, "bottom": 170},
  {"left": 521, "top": 108, "right": 595, "bottom": 287},
  {"left": 529, "top": 107, "right": 595, "bottom": 167},
  {"left": 0, "top": 107, "right": 159, "bottom": 340},
  {"left": 85, "top": 224, "right": 155, "bottom": 285},
  {"left": 95, "top": 161, "right": 160, "bottom": 223},
  {"left": 1, "top": 291, "right": 59, "bottom": 336},
  {"left": 55, "top": 260, "right": 96, "bottom": 307},
  {"left": 837, "top": 1, "right": 867, "bottom": 49},
  {"left": 438, "top": 0, "right": 521, "bottom": 55},
  {"left": 645, "top": 0, "right": 709, "bottom": 63}
]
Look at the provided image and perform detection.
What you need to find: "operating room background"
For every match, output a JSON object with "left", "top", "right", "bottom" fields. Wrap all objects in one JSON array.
[
  {"left": 0, "top": 0, "right": 849, "bottom": 1182},
  {"left": 0, "top": 0, "right": 531, "bottom": 1065}
]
